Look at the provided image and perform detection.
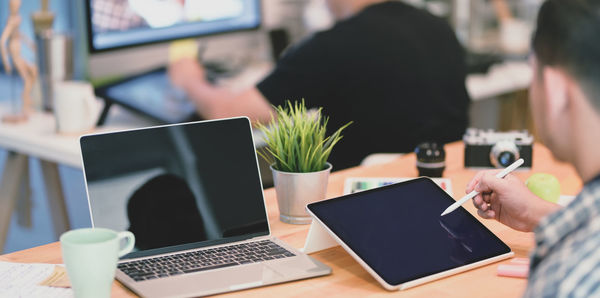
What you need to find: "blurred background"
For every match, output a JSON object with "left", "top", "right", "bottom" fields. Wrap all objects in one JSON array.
[{"left": 0, "top": 0, "right": 542, "bottom": 253}]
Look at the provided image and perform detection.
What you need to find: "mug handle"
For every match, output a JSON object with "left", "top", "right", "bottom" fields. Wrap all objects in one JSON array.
[{"left": 116, "top": 231, "right": 135, "bottom": 258}]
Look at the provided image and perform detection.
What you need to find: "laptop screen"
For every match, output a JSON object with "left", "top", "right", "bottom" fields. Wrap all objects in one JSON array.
[{"left": 80, "top": 117, "right": 269, "bottom": 258}]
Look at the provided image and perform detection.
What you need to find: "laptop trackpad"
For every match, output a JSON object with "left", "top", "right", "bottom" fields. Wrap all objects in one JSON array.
[
  {"left": 224, "top": 264, "right": 284, "bottom": 290},
  {"left": 266, "top": 254, "right": 328, "bottom": 276},
  {"left": 145, "top": 264, "right": 284, "bottom": 296}
]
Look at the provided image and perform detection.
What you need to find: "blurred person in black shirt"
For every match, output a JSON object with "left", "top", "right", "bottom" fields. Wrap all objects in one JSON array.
[{"left": 170, "top": 0, "right": 470, "bottom": 170}]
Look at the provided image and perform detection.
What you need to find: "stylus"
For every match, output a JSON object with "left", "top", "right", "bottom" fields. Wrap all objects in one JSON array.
[{"left": 440, "top": 158, "right": 525, "bottom": 216}]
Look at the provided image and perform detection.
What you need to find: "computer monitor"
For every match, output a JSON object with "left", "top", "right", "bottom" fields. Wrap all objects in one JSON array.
[
  {"left": 85, "top": 0, "right": 261, "bottom": 53},
  {"left": 84, "top": 0, "right": 262, "bottom": 124}
]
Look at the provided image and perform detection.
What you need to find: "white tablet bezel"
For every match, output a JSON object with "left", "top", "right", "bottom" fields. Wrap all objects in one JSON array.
[{"left": 306, "top": 179, "right": 514, "bottom": 291}]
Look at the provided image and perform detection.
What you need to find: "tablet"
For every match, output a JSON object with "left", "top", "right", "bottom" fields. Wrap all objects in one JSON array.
[
  {"left": 306, "top": 177, "right": 513, "bottom": 290},
  {"left": 95, "top": 67, "right": 200, "bottom": 124}
]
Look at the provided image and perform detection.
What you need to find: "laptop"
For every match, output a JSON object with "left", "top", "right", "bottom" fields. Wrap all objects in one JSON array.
[{"left": 79, "top": 117, "right": 331, "bottom": 297}]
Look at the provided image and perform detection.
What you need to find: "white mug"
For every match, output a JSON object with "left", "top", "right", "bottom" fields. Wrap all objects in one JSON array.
[
  {"left": 61, "top": 228, "right": 135, "bottom": 298},
  {"left": 53, "top": 81, "right": 97, "bottom": 134}
]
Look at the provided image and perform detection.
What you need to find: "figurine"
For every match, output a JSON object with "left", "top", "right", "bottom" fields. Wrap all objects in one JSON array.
[{"left": 1, "top": 0, "right": 38, "bottom": 122}]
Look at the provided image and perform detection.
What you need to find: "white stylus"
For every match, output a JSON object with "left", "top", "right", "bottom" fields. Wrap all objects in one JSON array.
[{"left": 440, "top": 158, "right": 525, "bottom": 216}]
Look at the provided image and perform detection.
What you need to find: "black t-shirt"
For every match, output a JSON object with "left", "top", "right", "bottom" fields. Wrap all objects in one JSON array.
[{"left": 257, "top": 1, "right": 470, "bottom": 170}]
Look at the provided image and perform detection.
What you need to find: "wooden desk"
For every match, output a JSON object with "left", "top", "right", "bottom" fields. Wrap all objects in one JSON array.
[{"left": 0, "top": 142, "right": 582, "bottom": 297}]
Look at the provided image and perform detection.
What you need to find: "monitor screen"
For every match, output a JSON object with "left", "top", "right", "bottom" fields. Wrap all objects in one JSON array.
[
  {"left": 86, "top": 0, "right": 261, "bottom": 52},
  {"left": 80, "top": 118, "right": 270, "bottom": 258}
]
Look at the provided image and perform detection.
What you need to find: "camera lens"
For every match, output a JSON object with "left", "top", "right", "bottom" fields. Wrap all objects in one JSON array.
[
  {"left": 497, "top": 151, "right": 516, "bottom": 167},
  {"left": 490, "top": 141, "right": 520, "bottom": 168}
]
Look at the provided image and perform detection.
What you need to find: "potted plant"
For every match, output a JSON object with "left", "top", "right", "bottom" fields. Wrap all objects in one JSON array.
[{"left": 257, "top": 100, "right": 351, "bottom": 224}]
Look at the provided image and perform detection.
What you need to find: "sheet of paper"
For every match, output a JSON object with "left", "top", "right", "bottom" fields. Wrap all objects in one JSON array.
[
  {"left": 0, "top": 261, "right": 73, "bottom": 298},
  {"left": 344, "top": 177, "right": 453, "bottom": 196}
]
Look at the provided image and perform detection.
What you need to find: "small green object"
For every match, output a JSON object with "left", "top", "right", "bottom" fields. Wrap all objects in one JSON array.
[
  {"left": 256, "top": 99, "right": 352, "bottom": 173},
  {"left": 60, "top": 228, "right": 135, "bottom": 298},
  {"left": 526, "top": 173, "right": 561, "bottom": 203}
]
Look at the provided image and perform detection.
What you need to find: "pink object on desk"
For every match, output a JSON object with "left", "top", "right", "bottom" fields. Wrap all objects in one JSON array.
[{"left": 497, "top": 258, "right": 530, "bottom": 278}]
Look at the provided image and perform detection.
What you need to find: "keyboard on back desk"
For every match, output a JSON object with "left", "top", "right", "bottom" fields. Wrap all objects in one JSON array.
[{"left": 118, "top": 240, "right": 295, "bottom": 282}]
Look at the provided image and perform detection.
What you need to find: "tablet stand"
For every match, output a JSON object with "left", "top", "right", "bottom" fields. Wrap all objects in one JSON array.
[{"left": 301, "top": 220, "right": 339, "bottom": 254}]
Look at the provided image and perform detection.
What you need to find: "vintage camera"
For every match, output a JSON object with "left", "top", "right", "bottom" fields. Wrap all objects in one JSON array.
[{"left": 464, "top": 129, "right": 533, "bottom": 168}]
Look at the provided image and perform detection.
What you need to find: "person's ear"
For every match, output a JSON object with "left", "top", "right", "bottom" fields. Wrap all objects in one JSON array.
[{"left": 542, "top": 66, "right": 570, "bottom": 116}]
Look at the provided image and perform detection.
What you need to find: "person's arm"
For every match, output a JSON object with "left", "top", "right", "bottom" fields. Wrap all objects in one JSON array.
[
  {"left": 182, "top": 82, "right": 274, "bottom": 125},
  {"left": 168, "top": 58, "right": 274, "bottom": 124},
  {"left": 465, "top": 171, "right": 561, "bottom": 232},
  {"left": 492, "top": 0, "right": 513, "bottom": 22}
]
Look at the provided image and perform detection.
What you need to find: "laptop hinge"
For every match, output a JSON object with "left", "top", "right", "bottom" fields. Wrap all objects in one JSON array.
[{"left": 251, "top": 235, "right": 272, "bottom": 241}]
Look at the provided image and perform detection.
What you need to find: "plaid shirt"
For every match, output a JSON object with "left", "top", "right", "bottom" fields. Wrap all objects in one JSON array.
[{"left": 525, "top": 175, "right": 600, "bottom": 297}]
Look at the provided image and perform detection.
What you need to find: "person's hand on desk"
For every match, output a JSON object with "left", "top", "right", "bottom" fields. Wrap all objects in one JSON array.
[
  {"left": 169, "top": 58, "right": 208, "bottom": 90},
  {"left": 466, "top": 171, "right": 560, "bottom": 232},
  {"left": 168, "top": 58, "right": 275, "bottom": 125},
  {"left": 168, "top": 58, "right": 215, "bottom": 118}
]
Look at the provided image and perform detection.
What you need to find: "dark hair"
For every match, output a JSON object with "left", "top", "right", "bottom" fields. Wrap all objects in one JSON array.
[{"left": 533, "top": 0, "right": 600, "bottom": 109}]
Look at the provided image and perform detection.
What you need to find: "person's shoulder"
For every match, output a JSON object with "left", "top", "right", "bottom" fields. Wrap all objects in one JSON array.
[
  {"left": 546, "top": 219, "right": 600, "bottom": 296},
  {"left": 302, "top": 2, "right": 446, "bottom": 42},
  {"left": 360, "top": 1, "right": 444, "bottom": 22},
  {"left": 526, "top": 229, "right": 600, "bottom": 297},
  {"left": 352, "top": 1, "right": 455, "bottom": 41},
  {"left": 278, "top": 23, "right": 349, "bottom": 62},
  {"left": 558, "top": 235, "right": 600, "bottom": 296}
]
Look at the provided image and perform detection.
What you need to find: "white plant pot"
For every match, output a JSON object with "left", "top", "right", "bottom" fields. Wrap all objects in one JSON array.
[{"left": 271, "top": 163, "right": 332, "bottom": 224}]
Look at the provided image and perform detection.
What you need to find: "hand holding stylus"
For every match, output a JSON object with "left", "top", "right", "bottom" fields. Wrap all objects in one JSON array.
[
  {"left": 460, "top": 160, "right": 561, "bottom": 232},
  {"left": 441, "top": 159, "right": 524, "bottom": 216}
]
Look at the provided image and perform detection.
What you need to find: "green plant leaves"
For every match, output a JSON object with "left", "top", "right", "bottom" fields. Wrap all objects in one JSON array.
[{"left": 256, "top": 100, "right": 352, "bottom": 173}]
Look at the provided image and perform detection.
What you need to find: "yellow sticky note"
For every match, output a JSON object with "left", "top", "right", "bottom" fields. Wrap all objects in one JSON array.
[{"left": 168, "top": 39, "right": 199, "bottom": 63}]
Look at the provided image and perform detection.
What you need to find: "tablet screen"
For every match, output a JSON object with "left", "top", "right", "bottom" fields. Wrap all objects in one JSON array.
[
  {"left": 307, "top": 178, "right": 511, "bottom": 286},
  {"left": 97, "top": 68, "right": 198, "bottom": 124}
]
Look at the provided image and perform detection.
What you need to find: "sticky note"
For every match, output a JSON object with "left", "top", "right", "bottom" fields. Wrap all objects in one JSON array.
[
  {"left": 168, "top": 39, "right": 199, "bottom": 63},
  {"left": 497, "top": 264, "right": 528, "bottom": 278}
]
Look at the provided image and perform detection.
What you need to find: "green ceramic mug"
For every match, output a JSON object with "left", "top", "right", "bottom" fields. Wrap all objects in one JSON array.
[{"left": 60, "top": 228, "right": 135, "bottom": 298}]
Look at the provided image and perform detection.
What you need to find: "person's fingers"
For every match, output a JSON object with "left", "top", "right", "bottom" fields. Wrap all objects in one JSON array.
[
  {"left": 467, "top": 170, "right": 503, "bottom": 193},
  {"left": 477, "top": 209, "right": 491, "bottom": 219},
  {"left": 474, "top": 171, "right": 507, "bottom": 194},
  {"left": 466, "top": 171, "right": 485, "bottom": 193},
  {"left": 472, "top": 195, "right": 482, "bottom": 209},
  {"left": 472, "top": 194, "right": 490, "bottom": 211},
  {"left": 473, "top": 196, "right": 490, "bottom": 212},
  {"left": 477, "top": 209, "right": 495, "bottom": 219},
  {"left": 481, "top": 192, "right": 492, "bottom": 203},
  {"left": 480, "top": 202, "right": 488, "bottom": 212},
  {"left": 168, "top": 62, "right": 184, "bottom": 85},
  {"left": 473, "top": 194, "right": 484, "bottom": 206}
]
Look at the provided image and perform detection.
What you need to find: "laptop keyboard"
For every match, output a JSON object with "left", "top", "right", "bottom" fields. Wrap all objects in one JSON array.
[{"left": 118, "top": 240, "right": 295, "bottom": 282}]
